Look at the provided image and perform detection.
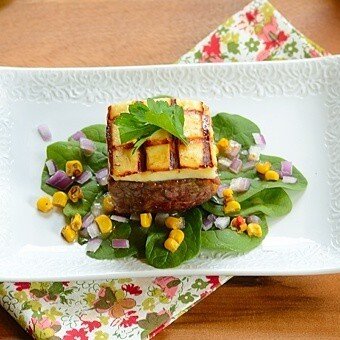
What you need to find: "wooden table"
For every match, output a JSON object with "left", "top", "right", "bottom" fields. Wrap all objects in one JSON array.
[{"left": 0, "top": 0, "right": 339, "bottom": 338}]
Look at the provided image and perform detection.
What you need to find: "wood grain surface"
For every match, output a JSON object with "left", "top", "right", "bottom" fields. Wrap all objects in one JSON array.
[{"left": 0, "top": 0, "right": 339, "bottom": 338}]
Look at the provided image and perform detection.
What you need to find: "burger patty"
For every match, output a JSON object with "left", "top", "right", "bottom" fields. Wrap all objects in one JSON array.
[{"left": 109, "top": 177, "right": 220, "bottom": 214}]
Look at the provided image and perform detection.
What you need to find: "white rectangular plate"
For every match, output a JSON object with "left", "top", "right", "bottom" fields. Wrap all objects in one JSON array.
[{"left": 0, "top": 56, "right": 339, "bottom": 281}]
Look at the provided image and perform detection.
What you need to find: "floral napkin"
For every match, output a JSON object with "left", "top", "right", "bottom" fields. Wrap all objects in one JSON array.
[{"left": 0, "top": 1, "right": 328, "bottom": 339}]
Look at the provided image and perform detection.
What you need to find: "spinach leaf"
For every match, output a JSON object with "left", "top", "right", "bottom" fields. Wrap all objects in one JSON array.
[
  {"left": 212, "top": 112, "right": 260, "bottom": 148},
  {"left": 145, "top": 208, "right": 202, "bottom": 268},
  {"left": 87, "top": 222, "right": 137, "bottom": 259},
  {"left": 81, "top": 124, "right": 106, "bottom": 143},
  {"left": 63, "top": 179, "right": 104, "bottom": 218},
  {"left": 201, "top": 215, "right": 268, "bottom": 252}
]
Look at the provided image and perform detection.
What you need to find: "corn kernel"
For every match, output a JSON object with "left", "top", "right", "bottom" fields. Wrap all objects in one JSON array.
[
  {"left": 247, "top": 223, "right": 262, "bottom": 237},
  {"left": 164, "top": 238, "right": 180, "bottom": 253},
  {"left": 140, "top": 213, "right": 152, "bottom": 228},
  {"left": 65, "top": 160, "right": 83, "bottom": 177},
  {"left": 223, "top": 188, "right": 234, "bottom": 198},
  {"left": 256, "top": 161, "right": 271, "bottom": 174},
  {"left": 70, "top": 213, "right": 82, "bottom": 231},
  {"left": 68, "top": 185, "right": 84, "bottom": 203},
  {"left": 264, "top": 170, "right": 279, "bottom": 181},
  {"left": 103, "top": 195, "right": 115, "bottom": 214},
  {"left": 223, "top": 200, "right": 241, "bottom": 214},
  {"left": 61, "top": 225, "right": 77, "bottom": 243},
  {"left": 95, "top": 215, "right": 113, "bottom": 234},
  {"left": 36, "top": 196, "right": 53, "bottom": 213},
  {"left": 165, "top": 216, "right": 184, "bottom": 229},
  {"left": 217, "top": 138, "right": 229, "bottom": 153},
  {"left": 52, "top": 191, "right": 68, "bottom": 208},
  {"left": 238, "top": 223, "right": 248, "bottom": 233},
  {"left": 169, "top": 229, "right": 185, "bottom": 244}
]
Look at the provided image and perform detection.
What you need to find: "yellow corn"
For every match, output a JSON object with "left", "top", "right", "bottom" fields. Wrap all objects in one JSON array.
[
  {"left": 223, "top": 200, "right": 241, "bottom": 214},
  {"left": 165, "top": 216, "right": 184, "bottom": 229},
  {"left": 61, "top": 225, "right": 77, "bottom": 243},
  {"left": 36, "top": 196, "right": 53, "bottom": 213},
  {"left": 68, "top": 185, "right": 84, "bottom": 203},
  {"left": 95, "top": 215, "right": 113, "bottom": 234},
  {"left": 223, "top": 188, "right": 234, "bottom": 198},
  {"left": 140, "top": 213, "right": 152, "bottom": 228},
  {"left": 103, "top": 195, "right": 115, "bottom": 214},
  {"left": 70, "top": 213, "right": 82, "bottom": 231},
  {"left": 164, "top": 238, "right": 180, "bottom": 253},
  {"left": 238, "top": 223, "right": 248, "bottom": 233},
  {"left": 52, "top": 191, "right": 68, "bottom": 208},
  {"left": 65, "top": 160, "right": 83, "bottom": 177},
  {"left": 169, "top": 229, "right": 185, "bottom": 244},
  {"left": 247, "top": 223, "right": 262, "bottom": 237},
  {"left": 256, "top": 161, "right": 271, "bottom": 174},
  {"left": 217, "top": 138, "right": 229, "bottom": 151},
  {"left": 264, "top": 170, "right": 279, "bottom": 181}
]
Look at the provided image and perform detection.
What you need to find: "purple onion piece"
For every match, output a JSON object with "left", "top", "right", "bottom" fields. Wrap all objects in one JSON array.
[
  {"left": 80, "top": 138, "right": 96, "bottom": 156},
  {"left": 112, "top": 239, "right": 130, "bottom": 249},
  {"left": 91, "top": 202, "right": 103, "bottom": 217},
  {"left": 230, "top": 177, "right": 251, "bottom": 192},
  {"left": 248, "top": 145, "right": 261, "bottom": 162},
  {"left": 87, "top": 223, "right": 101, "bottom": 238},
  {"left": 217, "top": 157, "right": 232, "bottom": 171},
  {"left": 252, "top": 133, "right": 266, "bottom": 149},
  {"left": 46, "top": 170, "right": 73, "bottom": 190},
  {"left": 229, "top": 158, "right": 243, "bottom": 174},
  {"left": 214, "top": 216, "right": 230, "bottom": 230},
  {"left": 75, "top": 170, "right": 92, "bottom": 185},
  {"left": 37, "top": 124, "right": 52, "bottom": 142},
  {"left": 86, "top": 238, "right": 102, "bottom": 252},
  {"left": 155, "top": 213, "right": 169, "bottom": 227},
  {"left": 246, "top": 215, "right": 261, "bottom": 224},
  {"left": 45, "top": 159, "right": 57, "bottom": 176},
  {"left": 202, "top": 214, "right": 216, "bottom": 231},
  {"left": 242, "top": 161, "right": 256, "bottom": 171},
  {"left": 96, "top": 168, "right": 108, "bottom": 186},
  {"left": 111, "top": 215, "right": 129, "bottom": 223},
  {"left": 71, "top": 131, "right": 86, "bottom": 141},
  {"left": 82, "top": 212, "right": 95, "bottom": 229},
  {"left": 281, "top": 161, "right": 293, "bottom": 176},
  {"left": 282, "top": 176, "right": 297, "bottom": 184},
  {"left": 217, "top": 184, "right": 229, "bottom": 198},
  {"left": 226, "top": 140, "right": 241, "bottom": 159}
]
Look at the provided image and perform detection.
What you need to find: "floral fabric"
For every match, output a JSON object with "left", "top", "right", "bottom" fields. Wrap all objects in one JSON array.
[{"left": 0, "top": 1, "right": 328, "bottom": 339}]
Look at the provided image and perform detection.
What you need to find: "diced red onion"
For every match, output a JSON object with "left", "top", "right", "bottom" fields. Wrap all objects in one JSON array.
[
  {"left": 214, "top": 216, "right": 230, "bottom": 230},
  {"left": 75, "top": 170, "right": 92, "bottom": 185},
  {"left": 87, "top": 223, "right": 101, "bottom": 238},
  {"left": 230, "top": 177, "right": 251, "bottom": 192},
  {"left": 91, "top": 202, "right": 103, "bottom": 217},
  {"left": 226, "top": 140, "right": 241, "bottom": 159},
  {"left": 45, "top": 159, "right": 57, "bottom": 176},
  {"left": 282, "top": 176, "right": 297, "bottom": 184},
  {"left": 217, "top": 184, "right": 229, "bottom": 198},
  {"left": 229, "top": 158, "right": 243, "bottom": 174},
  {"left": 248, "top": 146, "right": 261, "bottom": 161},
  {"left": 243, "top": 161, "right": 256, "bottom": 171},
  {"left": 217, "top": 157, "right": 232, "bottom": 171},
  {"left": 281, "top": 161, "right": 293, "bottom": 176},
  {"left": 37, "top": 124, "right": 52, "bottom": 142},
  {"left": 71, "top": 131, "right": 86, "bottom": 141},
  {"left": 96, "top": 168, "right": 108, "bottom": 186},
  {"left": 86, "top": 238, "right": 102, "bottom": 252},
  {"left": 252, "top": 133, "right": 266, "bottom": 149},
  {"left": 46, "top": 170, "right": 73, "bottom": 190},
  {"left": 202, "top": 214, "right": 216, "bottom": 231},
  {"left": 246, "top": 215, "right": 261, "bottom": 224},
  {"left": 112, "top": 239, "right": 130, "bottom": 249},
  {"left": 155, "top": 213, "right": 169, "bottom": 226},
  {"left": 82, "top": 212, "right": 95, "bottom": 229},
  {"left": 130, "top": 214, "right": 140, "bottom": 221},
  {"left": 80, "top": 138, "right": 96, "bottom": 156},
  {"left": 111, "top": 215, "right": 129, "bottom": 223}
]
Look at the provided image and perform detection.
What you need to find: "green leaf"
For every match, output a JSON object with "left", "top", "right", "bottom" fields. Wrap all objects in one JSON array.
[
  {"left": 201, "top": 215, "right": 268, "bottom": 252},
  {"left": 212, "top": 112, "right": 260, "bottom": 148},
  {"left": 48, "top": 282, "right": 64, "bottom": 296},
  {"left": 81, "top": 124, "right": 106, "bottom": 143},
  {"left": 145, "top": 208, "right": 202, "bottom": 268}
]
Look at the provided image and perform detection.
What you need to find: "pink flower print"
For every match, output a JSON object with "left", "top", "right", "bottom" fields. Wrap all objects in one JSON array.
[
  {"left": 64, "top": 328, "right": 88, "bottom": 340},
  {"left": 153, "top": 276, "right": 180, "bottom": 299},
  {"left": 310, "top": 49, "right": 320, "bottom": 58},
  {"left": 203, "top": 33, "right": 221, "bottom": 57},
  {"left": 257, "top": 17, "right": 288, "bottom": 50},
  {"left": 256, "top": 49, "right": 271, "bottom": 61}
]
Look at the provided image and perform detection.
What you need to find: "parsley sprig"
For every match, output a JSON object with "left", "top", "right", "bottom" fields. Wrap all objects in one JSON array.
[{"left": 115, "top": 98, "right": 188, "bottom": 151}]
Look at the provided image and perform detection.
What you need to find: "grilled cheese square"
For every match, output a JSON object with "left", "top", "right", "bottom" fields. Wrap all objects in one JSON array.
[
  {"left": 183, "top": 112, "right": 203, "bottom": 139},
  {"left": 146, "top": 144, "right": 171, "bottom": 171},
  {"left": 147, "top": 129, "right": 171, "bottom": 145},
  {"left": 178, "top": 140, "right": 205, "bottom": 169},
  {"left": 112, "top": 147, "right": 140, "bottom": 177}
]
